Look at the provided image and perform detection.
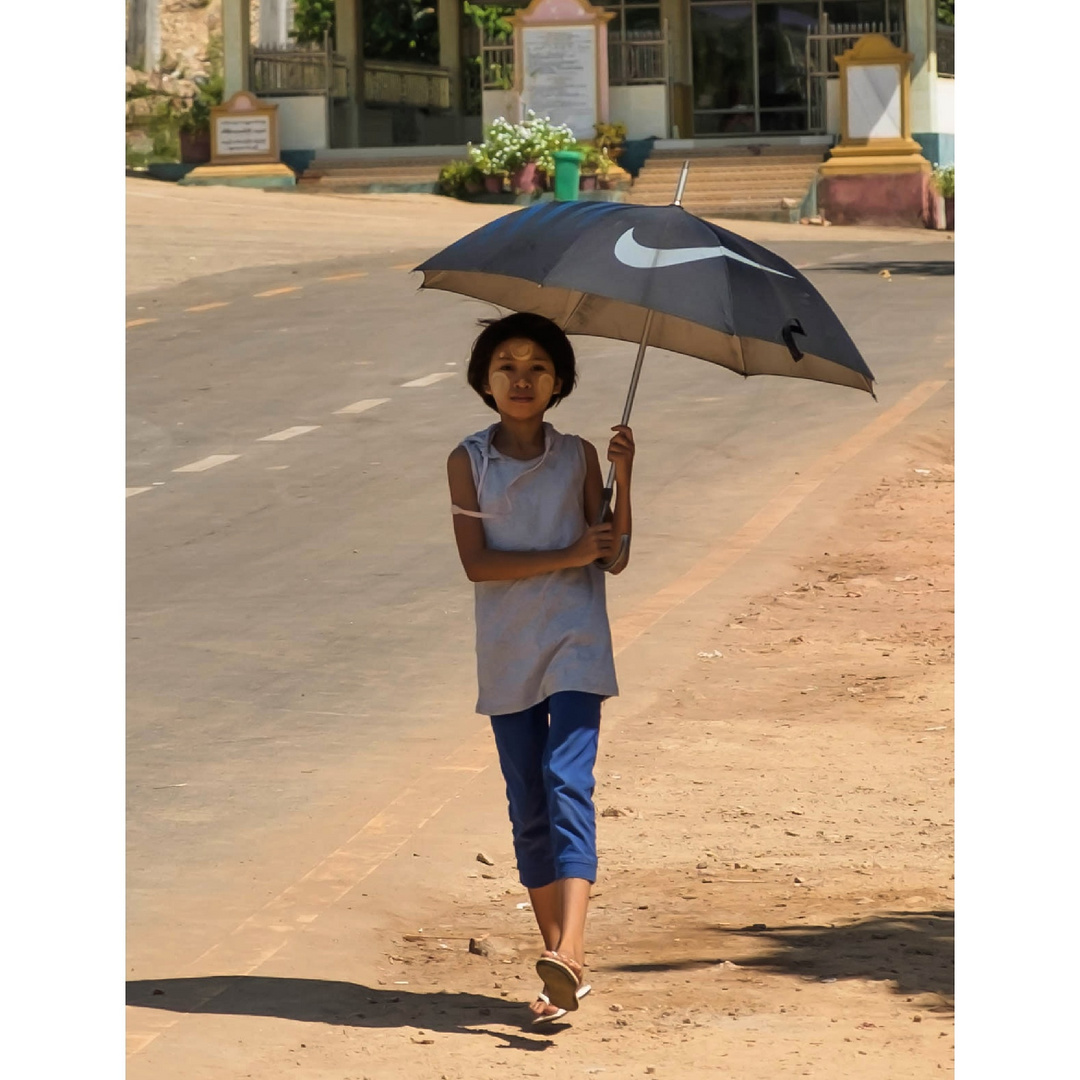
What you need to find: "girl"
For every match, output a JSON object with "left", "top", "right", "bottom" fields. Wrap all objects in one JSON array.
[{"left": 446, "top": 312, "right": 634, "bottom": 1023}]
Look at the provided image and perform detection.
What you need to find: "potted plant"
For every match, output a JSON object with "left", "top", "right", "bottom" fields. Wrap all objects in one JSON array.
[
  {"left": 519, "top": 112, "right": 576, "bottom": 194},
  {"left": 179, "top": 70, "right": 223, "bottom": 164},
  {"left": 467, "top": 131, "right": 509, "bottom": 193},
  {"left": 932, "top": 164, "right": 954, "bottom": 230},
  {"left": 437, "top": 159, "right": 485, "bottom": 198},
  {"left": 576, "top": 143, "right": 611, "bottom": 190},
  {"left": 594, "top": 121, "right": 627, "bottom": 161}
]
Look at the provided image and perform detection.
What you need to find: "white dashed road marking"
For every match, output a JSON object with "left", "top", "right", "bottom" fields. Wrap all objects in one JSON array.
[
  {"left": 334, "top": 398, "right": 391, "bottom": 415},
  {"left": 402, "top": 372, "right": 456, "bottom": 388},
  {"left": 257, "top": 425, "right": 321, "bottom": 442},
  {"left": 173, "top": 454, "right": 241, "bottom": 473},
  {"left": 126, "top": 487, "right": 153, "bottom": 498}
]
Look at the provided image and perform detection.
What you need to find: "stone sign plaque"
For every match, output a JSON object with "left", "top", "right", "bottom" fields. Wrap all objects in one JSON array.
[
  {"left": 846, "top": 64, "right": 902, "bottom": 140},
  {"left": 521, "top": 25, "right": 598, "bottom": 138},
  {"left": 510, "top": 0, "right": 612, "bottom": 138},
  {"left": 210, "top": 91, "right": 281, "bottom": 165}
]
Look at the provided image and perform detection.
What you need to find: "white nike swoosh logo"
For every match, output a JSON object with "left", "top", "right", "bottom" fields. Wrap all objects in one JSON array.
[{"left": 613, "top": 228, "right": 793, "bottom": 277}]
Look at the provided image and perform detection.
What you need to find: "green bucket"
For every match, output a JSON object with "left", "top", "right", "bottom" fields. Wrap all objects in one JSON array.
[{"left": 552, "top": 150, "right": 584, "bottom": 202}]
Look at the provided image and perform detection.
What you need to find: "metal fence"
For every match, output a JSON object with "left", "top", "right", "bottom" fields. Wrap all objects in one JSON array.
[
  {"left": 805, "top": 21, "right": 906, "bottom": 132},
  {"left": 811, "top": 21, "right": 906, "bottom": 75},
  {"left": 937, "top": 23, "right": 954, "bottom": 77},
  {"left": 481, "top": 38, "right": 515, "bottom": 90},
  {"left": 468, "top": 26, "right": 668, "bottom": 93},
  {"left": 609, "top": 29, "right": 667, "bottom": 86}
]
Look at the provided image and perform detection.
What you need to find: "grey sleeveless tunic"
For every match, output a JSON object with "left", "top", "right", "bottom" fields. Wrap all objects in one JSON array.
[{"left": 457, "top": 422, "right": 619, "bottom": 716}]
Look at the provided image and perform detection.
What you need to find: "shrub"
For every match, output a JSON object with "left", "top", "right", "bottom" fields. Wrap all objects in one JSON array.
[
  {"left": 932, "top": 164, "right": 954, "bottom": 198},
  {"left": 438, "top": 159, "right": 484, "bottom": 196},
  {"left": 594, "top": 121, "right": 626, "bottom": 155},
  {"left": 294, "top": 0, "right": 336, "bottom": 44}
]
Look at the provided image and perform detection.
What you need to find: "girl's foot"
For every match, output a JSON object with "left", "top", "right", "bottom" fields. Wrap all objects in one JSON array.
[
  {"left": 536, "top": 950, "right": 585, "bottom": 1011},
  {"left": 529, "top": 992, "right": 563, "bottom": 1020},
  {"left": 529, "top": 983, "right": 593, "bottom": 1025}
]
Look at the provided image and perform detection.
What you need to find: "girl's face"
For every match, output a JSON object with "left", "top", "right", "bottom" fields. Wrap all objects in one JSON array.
[{"left": 484, "top": 337, "right": 562, "bottom": 418}]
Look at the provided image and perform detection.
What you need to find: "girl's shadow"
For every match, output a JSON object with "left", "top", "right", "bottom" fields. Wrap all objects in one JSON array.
[{"left": 127, "top": 976, "right": 558, "bottom": 1047}]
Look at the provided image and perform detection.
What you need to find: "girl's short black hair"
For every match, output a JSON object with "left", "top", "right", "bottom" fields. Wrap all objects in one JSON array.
[{"left": 467, "top": 312, "right": 577, "bottom": 412}]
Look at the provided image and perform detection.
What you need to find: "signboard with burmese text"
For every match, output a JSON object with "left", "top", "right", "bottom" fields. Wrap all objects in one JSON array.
[
  {"left": 210, "top": 91, "right": 281, "bottom": 166},
  {"left": 510, "top": 0, "right": 612, "bottom": 140}
]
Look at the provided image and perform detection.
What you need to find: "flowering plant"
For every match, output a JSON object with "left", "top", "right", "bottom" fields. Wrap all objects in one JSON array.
[{"left": 467, "top": 111, "right": 577, "bottom": 177}]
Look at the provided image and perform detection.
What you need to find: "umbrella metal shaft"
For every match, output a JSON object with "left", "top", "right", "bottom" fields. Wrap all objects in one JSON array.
[
  {"left": 596, "top": 161, "right": 688, "bottom": 565},
  {"left": 599, "top": 308, "right": 654, "bottom": 522}
]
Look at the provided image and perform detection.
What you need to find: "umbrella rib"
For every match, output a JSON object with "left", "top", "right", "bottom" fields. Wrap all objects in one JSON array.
[{"left": 559, "top": 289, "right": 589, "bottom": 330}]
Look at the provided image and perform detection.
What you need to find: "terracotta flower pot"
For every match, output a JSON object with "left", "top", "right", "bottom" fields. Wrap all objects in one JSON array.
[
  {"left": 511, "top": 162, "right": 540, "bottom": 194},
  {"left": 484, "top": 174, "right": 504, "bottom": 194},
  {"left": 180, "top": 130, "right": 210, "bottom": 164},
  {"left": 580, "top": 174, "right": 597, "bottom": 191}
]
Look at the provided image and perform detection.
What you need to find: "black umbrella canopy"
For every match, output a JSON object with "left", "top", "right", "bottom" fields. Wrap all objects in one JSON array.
[{"left": 416, "top": 199, "right": 874, "bottom": 396}]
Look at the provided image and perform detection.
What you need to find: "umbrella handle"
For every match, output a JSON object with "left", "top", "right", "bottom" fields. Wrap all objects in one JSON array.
[
  {"left": 596, "top": 533, "right": 629, "bottom": 572},
  {"left": 596, "top": 479, "right": 629, "bottom": 571}
]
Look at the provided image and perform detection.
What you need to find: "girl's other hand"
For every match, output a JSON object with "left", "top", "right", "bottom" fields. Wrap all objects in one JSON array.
[
  {"left": 569, "top": 523, "right": 615, "bottom": 566},
  {"left": 608, "top": 425, "right": 635, "bottom": 485}
]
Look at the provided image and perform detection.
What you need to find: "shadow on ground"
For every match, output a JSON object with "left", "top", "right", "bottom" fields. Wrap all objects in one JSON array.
[
  {"left": 606, "top": 911, "right": 953, "bottom": 1007},
  {"left": 808, "top": 260, "right": 954, "bottom": 277},
  {"left": 127, "top": 978, "right": 558, "bottom": 1046}
]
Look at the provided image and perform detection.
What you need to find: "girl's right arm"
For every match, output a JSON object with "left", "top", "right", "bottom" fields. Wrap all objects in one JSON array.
[{"left": 447, "top": 446, "right": 614, "bottom": 582}]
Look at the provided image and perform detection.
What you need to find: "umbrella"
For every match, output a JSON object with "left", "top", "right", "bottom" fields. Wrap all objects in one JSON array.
[{"left": 416, "top": 164, "right": 874, "bottom": 558}]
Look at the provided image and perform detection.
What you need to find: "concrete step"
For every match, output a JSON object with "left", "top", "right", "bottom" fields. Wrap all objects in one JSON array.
[
  {"left": 647, "top": 145, "right": 826, "bottom": 160},
  {"left": 298, "top": 154, "right": 455, "bottom": 192},
  {"left": 644, "top": 151, "right": 824, "bottom": 164},
  {"left": 631, "top": 176, "right": 818, "bottom": 196},
  {"left": 632, "top": 175, "right": 816, "bottom": 192},
  {"left": 296, "top": 178, "right": 439, "bottom": 194},
  {"left": 629, "top": 145, "right": 820, "bottom": 221}
]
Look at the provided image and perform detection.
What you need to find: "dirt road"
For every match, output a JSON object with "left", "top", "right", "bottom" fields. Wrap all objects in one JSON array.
[
  {"left": 125, "top": 178, "right": 952, "bottom": 1077},
  {"left": 127, "top": 387, "right": 953, "bottom": 1078}
]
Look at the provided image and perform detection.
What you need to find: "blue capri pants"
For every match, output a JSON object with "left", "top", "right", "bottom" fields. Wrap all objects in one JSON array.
[{"left": 489, "top": 691, "right": 602, "bottom": 889}]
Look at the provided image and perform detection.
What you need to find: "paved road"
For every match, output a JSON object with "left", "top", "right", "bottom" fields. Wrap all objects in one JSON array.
[{"left": 126, "top": 229, "right": 953, "bottom": 983}]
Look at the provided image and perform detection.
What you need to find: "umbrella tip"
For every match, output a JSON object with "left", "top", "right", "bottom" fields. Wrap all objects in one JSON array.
[{"left": 672, "top": 161, "right": 690, "bottom": 206}]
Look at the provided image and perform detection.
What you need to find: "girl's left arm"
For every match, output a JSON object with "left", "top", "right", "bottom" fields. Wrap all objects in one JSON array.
[{"left": 583, "top": 426, "right": 634, "bottom": 574}]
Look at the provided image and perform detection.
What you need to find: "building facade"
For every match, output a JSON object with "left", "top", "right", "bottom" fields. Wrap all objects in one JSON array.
[{"left": 222, "top": 0, "right": 952, "bottom": 164}]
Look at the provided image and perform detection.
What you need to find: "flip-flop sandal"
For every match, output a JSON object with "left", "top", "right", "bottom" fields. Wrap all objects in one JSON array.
[
  {"left": 535, "top": 954, "right": 583, "bottom": 1012},
  {"left": 530, "top": 984, "right": 592, "bottom": 1026}
]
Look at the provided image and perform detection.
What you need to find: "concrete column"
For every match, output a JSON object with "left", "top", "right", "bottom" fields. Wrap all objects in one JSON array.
[
  {"left": 126, "top": 0, "right": 161, "bottom": 71},
  {"left": 222, "top": 0, "right": 252, "bottom": 98},
  {"left": 905, "top": 0, "right": 937, "bottom": 133},
  {"left": 259, "top": 0, "right": 292, "bottom": 46},
  {"left": 437, "top": 0, "right": 463, "bottom": 115},
  {"left": 333, "top": 0, "right": 361, "bottom": 146}
]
